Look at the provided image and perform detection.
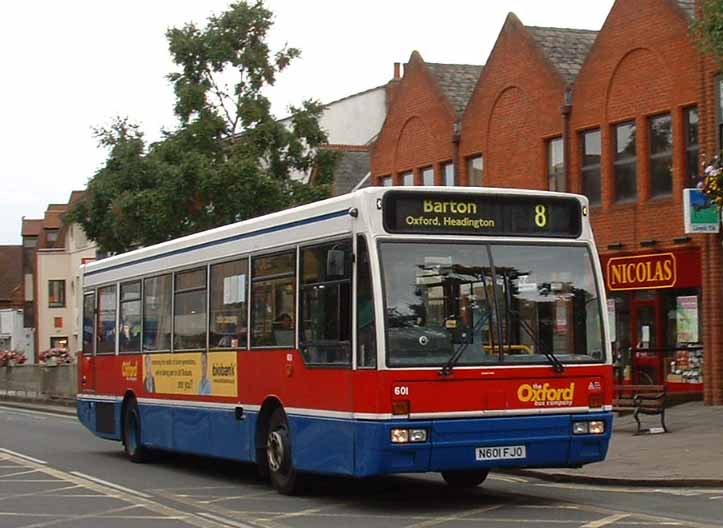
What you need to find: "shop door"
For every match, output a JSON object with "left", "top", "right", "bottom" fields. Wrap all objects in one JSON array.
[{"left": 631, "top": 298, "right": 664, "bottom": 385}]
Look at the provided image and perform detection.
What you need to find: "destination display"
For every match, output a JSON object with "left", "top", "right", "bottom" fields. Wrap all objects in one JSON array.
[{"left": 383, "top": 191, "right": 582, "bottom": 237}]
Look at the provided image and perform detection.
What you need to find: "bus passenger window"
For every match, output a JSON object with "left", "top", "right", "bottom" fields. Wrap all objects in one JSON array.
[
  {"left": 251, "top": 252, "right": 296, "bottom": 347},
  {"left": 119, "top": 281, "right": 141, "bottom": 353},
  {"left": 174, "top": 268, "right": 207, "bottom": 351},
  {"left": 143, "top": 274, "right": 172, "bottom": 352},
  {"left": 210, "top": 258, "right": 248, "bottom": 349},
  {"left": 97, "top": 285, "right": 117, "bottom": 354},
  {"left": 82, "top": 292, "right": 96, "bottom": 355},
  {"left": 299, "top": 240, "right": 352, "bottom": 366}
]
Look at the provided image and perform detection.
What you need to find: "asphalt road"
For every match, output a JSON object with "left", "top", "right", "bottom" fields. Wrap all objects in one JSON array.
[{"left": 1, "top": 403, "right": 722, "bottom": 528}]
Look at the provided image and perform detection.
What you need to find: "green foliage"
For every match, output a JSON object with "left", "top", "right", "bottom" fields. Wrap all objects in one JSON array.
[
  {"left": 692, "top": 0, "right": 723, "bottom": 63},
  {"left": 68, "top": 1, "right": 334, "bottom": 253}
]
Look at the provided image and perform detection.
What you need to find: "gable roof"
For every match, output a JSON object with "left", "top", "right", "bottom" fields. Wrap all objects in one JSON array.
[
  {"left": 0, "top": 245, "right": 22, "bottom": 303},
  {"left": 425, "top": 62, "right": 484, "bottom": 116},
  {"left": 330, "top": 149, "right": 371, "bottom": 196},
  {"left": 525, "top": 26, "right": 598, "bottom": 84}
]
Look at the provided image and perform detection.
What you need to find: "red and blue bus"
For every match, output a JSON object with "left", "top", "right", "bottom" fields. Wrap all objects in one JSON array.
[{"left": 77, "top": 187, "right": 612, "bottom": 494}]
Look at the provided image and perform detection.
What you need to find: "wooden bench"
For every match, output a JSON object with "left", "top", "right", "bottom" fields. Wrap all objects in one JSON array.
[{"left": 612, "top": 384, "right": 668, "bottom": 434}]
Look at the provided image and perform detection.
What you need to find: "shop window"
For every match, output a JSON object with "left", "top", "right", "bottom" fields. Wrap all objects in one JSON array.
[
  {"left": 299, "top": 240, "right": 352, "bottom": 365},
  {"left": 547, "top": 137, "right": 565, "bottom": 192},
  {"left": 467, "top": 155, "right": 483, "bottom": 186},
  {"left": 649, "top": 114, "right": 673, "bottom": 197},
  {"left": 442, "top": 162, "right": 455, "bottom": 186},
  {"left": 581, "top": 129, "right": 601, "bottom": 206},
  {"left": 97, "top": 285, "right": 116, "bottom": 354},
  {"left": 421, "top": 166, "right": 434, "bottom": 186},
  {"left": 174, "top": 268, "right": 207, "bottom": 351},
  {"left": 82, "top": 292, "right": 95, "bottom": 355},
  {"left": 379, "top": 175, "right": 392, "bottom": 187},
  {"left": 663, "top": 290, "right": 703, "bottom": 385},
  {"left": 209, "top": 258, "right": 248, "bottom": 349},
  {"left": 48, "top": 280, "right": 65, "bottom": 308},
  {"left": 119, "top": 281, "right": 141, "bottom": 353},
  {"left": 251, "top": 252, "right": 296, "bottom": 347},
  {"left": 614, "top": 121, "right": 637, "bottom": 202},
  {"left": 143, "top": 274, "right": 172, "bottom": 352},
  {"left": 685, "top": 107, "right": 699, "bottom": 187},
  {"left": 357, "top": 236, "right": 377, "bottom": 368},
  {"left": 401, "top": 171, "right": 414, "bottom": 186}
]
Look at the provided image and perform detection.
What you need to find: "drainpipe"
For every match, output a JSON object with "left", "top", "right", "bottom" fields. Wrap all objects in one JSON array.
[
  {"left": 561, "top": 86, "right": 573, "bottom": 192},
  {"left": 452, "top": 120, "right": 462, "bottom": 185}
]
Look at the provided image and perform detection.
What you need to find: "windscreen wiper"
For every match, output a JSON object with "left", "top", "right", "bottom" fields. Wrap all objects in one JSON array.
[
  {"left": 506, "top": 306, "right": 565, "bottom": 374},
  {"left": 438, "top": 311, "right": 490, "bottom": 377}
]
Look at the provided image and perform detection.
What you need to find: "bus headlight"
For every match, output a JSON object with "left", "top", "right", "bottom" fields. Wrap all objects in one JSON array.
[
  {"left": 391, "top": 428, "right": 428, "bottom": 443},
  {"left": 572, "top": 421, "right": 605, "bottom": 435}
]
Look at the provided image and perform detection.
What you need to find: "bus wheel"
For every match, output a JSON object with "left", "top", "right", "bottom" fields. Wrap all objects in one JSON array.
[
  {"left": 266, "top": 408, "right": 299, "bottom": 494},
  {"left": 441, "top": 469, "right": 489, "bottom": 488},
  {"left": 122, "top": 399, "right": 148, "bottom": 463}
]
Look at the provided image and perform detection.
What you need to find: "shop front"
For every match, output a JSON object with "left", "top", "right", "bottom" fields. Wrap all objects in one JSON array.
[{"left": 602, "top": 248, "right": 703, "bottom": 394}]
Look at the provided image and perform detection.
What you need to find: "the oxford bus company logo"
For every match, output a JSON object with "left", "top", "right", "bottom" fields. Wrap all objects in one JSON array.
[{"left": 517, "top": 382, "right": 575, "bottom": 407}]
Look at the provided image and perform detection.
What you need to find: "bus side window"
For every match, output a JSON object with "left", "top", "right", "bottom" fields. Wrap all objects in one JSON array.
[
  {"left": 357, "top": 235, "right": 376, "bottom": 368},
  {"left": 299, "top": 240, "right": 352, "bottom": 365},
  {"left": 82, "top": 291, "right": 96, "bottom": 355},
  {"left": 97, "top": 285, "right": 117, "bottom": 354},
  {"left": 251, "top": 252, "right": 296, "bottom": 348}
]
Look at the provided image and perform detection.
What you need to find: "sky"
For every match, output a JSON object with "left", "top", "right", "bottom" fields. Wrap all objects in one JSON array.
[{"left": 0, "top": 0, "right": 615, "bottom": 245}]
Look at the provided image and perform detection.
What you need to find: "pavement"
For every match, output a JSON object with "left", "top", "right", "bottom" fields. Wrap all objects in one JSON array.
[{"left": 2, "top": 394, "right": 722, "bottom": 487}]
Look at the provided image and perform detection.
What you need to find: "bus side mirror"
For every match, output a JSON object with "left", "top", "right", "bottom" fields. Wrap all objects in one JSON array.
[{"left": 326, "top": 249, "right": 346, "bottom": 278}]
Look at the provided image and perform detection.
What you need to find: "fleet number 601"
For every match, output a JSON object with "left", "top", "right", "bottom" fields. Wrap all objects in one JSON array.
[{"left": 394, "top": 386, "right": 409, "bottom": 396}]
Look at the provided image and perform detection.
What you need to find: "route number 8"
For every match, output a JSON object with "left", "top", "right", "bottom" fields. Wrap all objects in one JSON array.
[{"left": 534, "top": 204, "right": 548, "bottom": 228}]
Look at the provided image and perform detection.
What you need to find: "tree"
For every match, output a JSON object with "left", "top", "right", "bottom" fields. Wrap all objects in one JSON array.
[
  {"left": 69, "top": 1, "right": 335, "bottom": 253},
  {"left": 692, "top": 0, "right": 723, "bottom": 64}
]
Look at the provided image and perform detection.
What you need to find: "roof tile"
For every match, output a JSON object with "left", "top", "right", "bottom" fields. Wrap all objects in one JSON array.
[
  {"left": 525, "top": 26, "right": 598, "bottom": 84},
  {"left": 425, "top": 63, "right": 484, "bottom": 116}
]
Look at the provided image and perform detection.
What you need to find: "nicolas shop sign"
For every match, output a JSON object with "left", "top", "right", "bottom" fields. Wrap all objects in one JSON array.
[{"left": 605, "top": 253, "right": 676, "bottom": 291}]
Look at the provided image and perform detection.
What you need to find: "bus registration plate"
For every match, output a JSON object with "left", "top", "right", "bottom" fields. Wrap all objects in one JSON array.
[{"left": 475, "top": 445, "right": 526, "bottom": 461}]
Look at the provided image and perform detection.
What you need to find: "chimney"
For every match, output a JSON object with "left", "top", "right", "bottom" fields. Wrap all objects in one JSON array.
[{"left": 393, "top": 62, "right": 401, "bottom": 80}]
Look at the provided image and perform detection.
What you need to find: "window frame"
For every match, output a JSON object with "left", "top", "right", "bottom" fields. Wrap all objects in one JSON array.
[
  {"left": 580, "top": 128, "right": 602, "bottom": 206},
  {"left": 142, "top": 273, "right": 173, "bottom": 353},
  {"left": 648, "top": 113, "right": 673, "bottom": 198},
  {"left": 547, "top": 137, "right": 565, "bottom": 192},
  {"left": 356, "top": 234, "right": 377, "bottom": 370},
  {"left": 613, "top": 121, "right": 637, "bottom": 202},
  {"left": 96, "top": 284, "right": 117, "bottom": 355},
  {"left": 421, "top": 166, "right": 435, "bottom": 186},
  {"left": 684, "top": 106, "right": 700, "bottom": 188},
  {"left": 209, "top": 257, "right": 249, "bottom": 351},
  {"left": 466, "top": 154, "right": 484, "bottom": 187},
  {"left": 48, "top": 279, "right": 66, "bottom": 308},
  {"left": 442, "top": 161, "right": 455, "bottom": 186},
  {"left": 379, "top": 175, "right": 393, "bottom": 187},
  {"left": 400, "top": 170, "right": 414, "bottom": 186},
  {"left": 173, "top": 267, "right": 208, "bottom": 352}
]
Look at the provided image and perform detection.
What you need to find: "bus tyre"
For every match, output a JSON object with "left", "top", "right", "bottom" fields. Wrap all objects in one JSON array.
[
  {"left": 122, "top": 399, "right": 148, "bottom": 463},
  {"left": 441, "top": 469, "right": 489, "bottom": 488},
  {"left": 266, "top": 408, "right": 299, "bottom": 495}
]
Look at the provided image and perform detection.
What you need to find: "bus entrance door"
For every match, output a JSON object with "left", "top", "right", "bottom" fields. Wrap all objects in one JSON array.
[{"left": 79, "top": 292, "right": 96, "bottom": 393}]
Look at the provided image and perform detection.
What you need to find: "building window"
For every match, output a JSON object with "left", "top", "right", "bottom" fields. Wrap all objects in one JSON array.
[
  {"left": 581, "top": 129, "right": 602, "bottom": 205},
  {"left": 48, "top": 280, "right": 65, "bottom": 308},
  {"left": 143, "top": 274, "right": 172, "bottom": 352},
  {"left": 299, "top": 240, "right": 352, "bottom": 365},
  {"left": 45, "top": 229, "right": 59, "bottom": 243},
  {"left": 649, "top": 114, "right": 673, "bottom": 197},
  {"left": 97, "top": 285, "right": 117, "bottom": 354},
  {"left": 421, "top": 166, "right": 434, "bottom": 186},
  {"left": 401, "top": 171, "right": 414, "bottom": 186},
  {"left": 209, "top": 258, "right": 248, "bottom": 349},
  {"left": 547, "top": 137, "right": 565, "bottom": 191},
  {"left": 251, "top": 252, "right": 296, "bottom": 347},
  {"left": 442, "top": 162, "right": 455, "bottom": 186},
  {"left": 174, "top": 268, "right": 207, "bottom": 351},
  {"left": 467, "top": 155, "right": 483, "bottom": 186},
  {"left": 119, "top": 281, "right": 141, "bottom": 353},
  {"left": 685, "top": 107, "right": 699, "bottom": 187},
  {"left": 50, "top": 336, "right": 68, "bottom": 350},
  {"left": 380, "top": 175, "right": 392, "bottom": 187},
  {"left": 614, "top": 121, "right": 637, "bottom": 201}
]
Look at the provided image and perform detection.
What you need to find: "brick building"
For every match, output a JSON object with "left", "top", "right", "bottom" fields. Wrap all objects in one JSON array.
[{"left": 370, "top": 0, "right": 723, "bottom": 404}]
